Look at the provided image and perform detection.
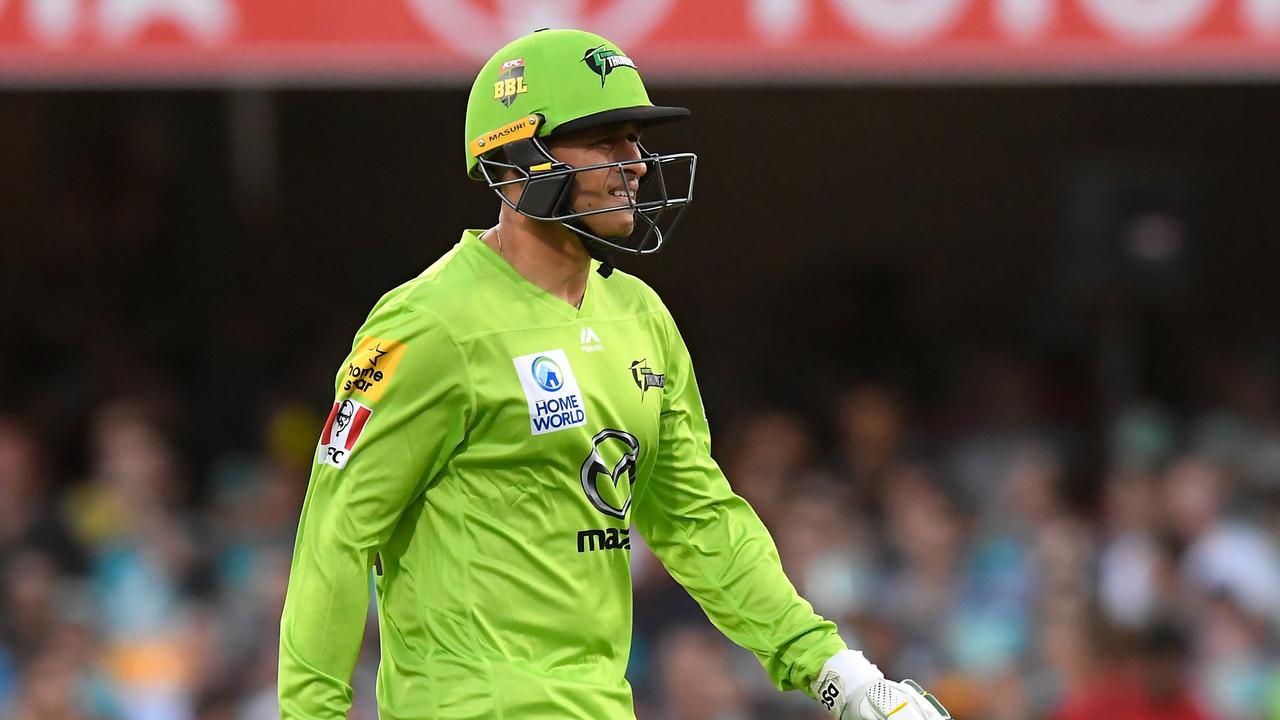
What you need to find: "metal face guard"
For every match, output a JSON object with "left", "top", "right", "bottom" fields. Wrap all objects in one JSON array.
[{"left": 477, "top": 139, "right": 697, "bottom": 256}]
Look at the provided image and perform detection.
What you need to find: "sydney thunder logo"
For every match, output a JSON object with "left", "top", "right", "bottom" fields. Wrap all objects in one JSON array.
[{"left": 582, "top": 44, "right": 636, "bottom": 87}]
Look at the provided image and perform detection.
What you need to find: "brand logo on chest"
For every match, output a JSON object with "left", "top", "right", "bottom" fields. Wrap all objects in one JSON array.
[{"left": 513, "top": 348, "right": 588, "bottom": 435}]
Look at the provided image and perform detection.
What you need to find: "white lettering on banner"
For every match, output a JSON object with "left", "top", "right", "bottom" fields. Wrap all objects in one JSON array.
[
  {"left": 1246, "top": 0, "right": 1280, "bottom": 38},
  {"left": 404, "top": 0, "right": 677, "bottom": 59},
  {"left": 821, "top": 0, "right": 1280, "bottom": 46},
  {"left": 494, "top": 0, "right": 584, "bottom": 36},
  {"left": 749, "top": 0, "right": 810, "bottom": 43},
  {"left": 30, "top": 0, "right": 77, "bottom": 44},
  {"left": 2, "top": 0, "right": 234, "bottom": 44},
  {"left": 830, "top": 0, "right": 967, "bottom": 45},
  {"left": 1, "top": 0, "right": 1279, "bottom": 75},
  {"left": 996, "top": 0, "right": 1055, "bottom": 41},
  {"left": 1078, "top": 0, "right": 1214, "bottom": 43},
  {"left": 98, "top": 0, "right": 235, "bottom": 45}
]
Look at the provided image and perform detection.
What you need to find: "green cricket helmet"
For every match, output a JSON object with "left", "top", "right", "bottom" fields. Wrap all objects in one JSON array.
[{"left": 464, "top": 28, "right": 697, "bottom": 273}]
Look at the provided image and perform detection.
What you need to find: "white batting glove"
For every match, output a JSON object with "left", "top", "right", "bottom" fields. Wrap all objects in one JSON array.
[{"left": 812, "top": 650, "right": 951, "bottom": 720}]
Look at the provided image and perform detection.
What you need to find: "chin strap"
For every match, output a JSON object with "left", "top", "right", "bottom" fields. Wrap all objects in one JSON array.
[
  {"left": 583, "top": 238, "right": 616, "bottom": 278},
  {"left": 563, "top": 219, "right": 616, "bottom": 278}
]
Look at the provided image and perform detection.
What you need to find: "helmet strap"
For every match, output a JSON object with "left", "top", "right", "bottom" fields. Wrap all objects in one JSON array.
[
  {"left": 570, "top": 225, "right": 617, "bottom": 278},
  {"left": 541, "top": 156, "right": 616, "bottom": 278}
]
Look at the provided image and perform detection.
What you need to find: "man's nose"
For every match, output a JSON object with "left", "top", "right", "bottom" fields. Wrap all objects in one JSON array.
[{"left": 620, "top": 145, "right": 647, "bottom": 180}]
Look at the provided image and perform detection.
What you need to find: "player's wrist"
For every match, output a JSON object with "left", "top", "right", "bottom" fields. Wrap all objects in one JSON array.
[
  {"left": 811, "top": 649, "right": 884, "bottom": 718},
  {"left": 812, "top": 652, "right": 953, "bottom": 720}
]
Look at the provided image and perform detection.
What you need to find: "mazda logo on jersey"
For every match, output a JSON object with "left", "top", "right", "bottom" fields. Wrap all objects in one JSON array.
[{"left": 580, "top": 429, "right": 639, "bottom": 519}]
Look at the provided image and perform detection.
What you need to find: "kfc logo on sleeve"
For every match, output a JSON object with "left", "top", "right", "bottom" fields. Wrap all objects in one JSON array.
[{"left": 317, "top": 399, "right": 373, "bottom": 469}]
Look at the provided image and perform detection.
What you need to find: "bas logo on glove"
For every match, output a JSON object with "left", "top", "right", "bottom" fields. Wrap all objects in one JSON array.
[
  {"left": 812, "top": 650, "right": 950, "bottom": 720},
  {"left": 819, "top": 677, "right": 841, "bottom": 710}
]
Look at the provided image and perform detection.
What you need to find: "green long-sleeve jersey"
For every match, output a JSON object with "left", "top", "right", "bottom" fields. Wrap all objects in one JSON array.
[{"left": 277, "top": 230, "right": 845, "bottom": 719}]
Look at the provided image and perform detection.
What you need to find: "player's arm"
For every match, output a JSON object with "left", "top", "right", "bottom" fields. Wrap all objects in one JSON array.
[
  {"left": 630, "top": 310, "right": 846, "bottom": 694},
  {"left": 631, "top": 310, "right": 951, "bottom": 720},
  {"left": 277, "top": 300, "right": 473, "bottom": 720}
]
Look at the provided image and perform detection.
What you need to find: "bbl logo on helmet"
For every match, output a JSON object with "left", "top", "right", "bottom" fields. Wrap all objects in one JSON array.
[
  {"left": 582, "top": 44, "right": 636, "bottom": 87},
  {"left": 494, "top": 57, "right": 528, "bottom": 107}
]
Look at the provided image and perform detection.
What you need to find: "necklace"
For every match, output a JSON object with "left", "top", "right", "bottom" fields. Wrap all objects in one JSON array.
[{"left": 494, "top": 226, "right": 582, "bottom": 310}]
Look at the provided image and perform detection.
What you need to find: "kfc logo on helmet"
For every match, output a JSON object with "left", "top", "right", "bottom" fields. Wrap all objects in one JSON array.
[
  {"left": 402, "top": 0, "right": 677, "bottom": 59},
  {"left": 317, "top": 399, "right": 373, "bottom": 469}
]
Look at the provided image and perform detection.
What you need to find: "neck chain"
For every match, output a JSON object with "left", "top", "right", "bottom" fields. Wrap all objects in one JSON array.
[{"left": 494, "top": 226, "right": 583, "bottom": 310}]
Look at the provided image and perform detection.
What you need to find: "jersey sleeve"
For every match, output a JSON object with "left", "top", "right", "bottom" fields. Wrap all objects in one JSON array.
[
  {"left": 278, "top": 300, "right": 473, "bottom": 719},
  {"left": 631, "top": 310, "right": 846, "bottom": 696}
]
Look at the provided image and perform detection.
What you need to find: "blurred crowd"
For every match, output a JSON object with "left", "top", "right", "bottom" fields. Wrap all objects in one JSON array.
[
  {"left": 632, "top": 352, "right": 1280, "bottom": 720},
  {"left": 3, "top": 347, "right": 1280, "bottom": 720}
]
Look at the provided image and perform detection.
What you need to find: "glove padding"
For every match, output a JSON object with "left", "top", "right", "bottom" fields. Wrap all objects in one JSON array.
[
  {"left": 812, "top": 650, "right": 950, "bottom": 720},
  {"left": 855, "top": 679, "right": 951, "bottom": 720}
]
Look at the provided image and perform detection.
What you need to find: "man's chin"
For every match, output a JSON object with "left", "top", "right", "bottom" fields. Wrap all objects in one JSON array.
[{"left": 582, "top": 215, "right": 635, "bottom": 241}]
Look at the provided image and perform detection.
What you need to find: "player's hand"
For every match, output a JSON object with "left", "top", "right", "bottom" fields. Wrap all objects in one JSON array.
[
  {"left": 811, "top": 650, "right": 951, "bottom": 720},
  {"left": 851, "top": 679, "right": 951, "bottom": 720}
]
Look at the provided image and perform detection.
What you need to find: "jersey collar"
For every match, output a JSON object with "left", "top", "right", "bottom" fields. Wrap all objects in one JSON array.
[{"left": 461, "top": 229, "right": 597, "bottom": 321}]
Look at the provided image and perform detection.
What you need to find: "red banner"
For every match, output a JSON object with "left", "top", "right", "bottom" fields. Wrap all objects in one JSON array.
[{"left": 1, "top": 0, "right": 1278, "bottom": 82}]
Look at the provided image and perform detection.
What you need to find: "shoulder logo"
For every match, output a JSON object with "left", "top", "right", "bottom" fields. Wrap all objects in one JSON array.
[
  {"left": 344, "top": 336, "right": 406, "bottom": 402},
  {"left": 494, "top": 57, "right": 528, "bottom": 107},
  {"left": 582, "top": 44, "right": 636, "bottom": 87},
  {"left": 318, "top": 399, "right": 372, "bottom": 469},
  {"left": 514, "top": 349, "right": 588, "bottom": 435}
]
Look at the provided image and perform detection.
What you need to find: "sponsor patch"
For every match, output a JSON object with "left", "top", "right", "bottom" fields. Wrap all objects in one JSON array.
[
  {"left": 580, "top": 428, "right": 639, "bottom": 519},
  {"left": 513, "top": 349, "right": 588, "bottom": 435},
  {"left": 494, "top": 56, "right": 528, "bottom": 107},
  {"left": 577, "top": 527, "right": 631, "bottom": 553},
  {"left": 582, "top": 44, "right": 637, "bottom": 87},
  {"left": 343, "top": 336, "right": 406, "bottom": 402},
  {"left": 469, "top": 113, "right": 543, "bottom": 158},
  {"left": 318, "top": 398, "right": 373, "bottom": 469}
]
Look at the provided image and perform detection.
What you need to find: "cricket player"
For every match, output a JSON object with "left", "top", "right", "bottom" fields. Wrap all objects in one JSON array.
[{"left": 277, "top": 28, "right": 950, "bottom": 720}]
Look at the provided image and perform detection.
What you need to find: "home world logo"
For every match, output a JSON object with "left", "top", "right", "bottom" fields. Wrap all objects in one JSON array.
[{"left": 513, "top": 349, "right": 588, "bottom": 435}]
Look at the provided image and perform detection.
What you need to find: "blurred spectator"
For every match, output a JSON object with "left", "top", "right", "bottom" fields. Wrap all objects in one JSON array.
[
  {"left": 1163, "top": 456, "right": 1280, "bottom": 622},
  {"left": 1051, "top": 622, "right": 1212, "bottom": 720},
  {"left": 652, "top": 626, "right": 751, "bottom": 720},
  {"left": 723, "top": 409, "right": 818, "bottom": 527},
  {"left": 774, "top": 481, "right": 874, "bottom": 623},
  {"left": 0, "top": 418, "right": 83, "bottom": 576},
  {"left": 63, "top": 399, "right": 199, "bottom": 720},
  {"left": 1196, "top": 591, "right": 1272, "bottom": 720},
  {"left": 1098, "top": 464, "right": 1173, "bottom": 627},
  {"left": 829, "top": 381, "right": 911, "bottom": 486}
]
